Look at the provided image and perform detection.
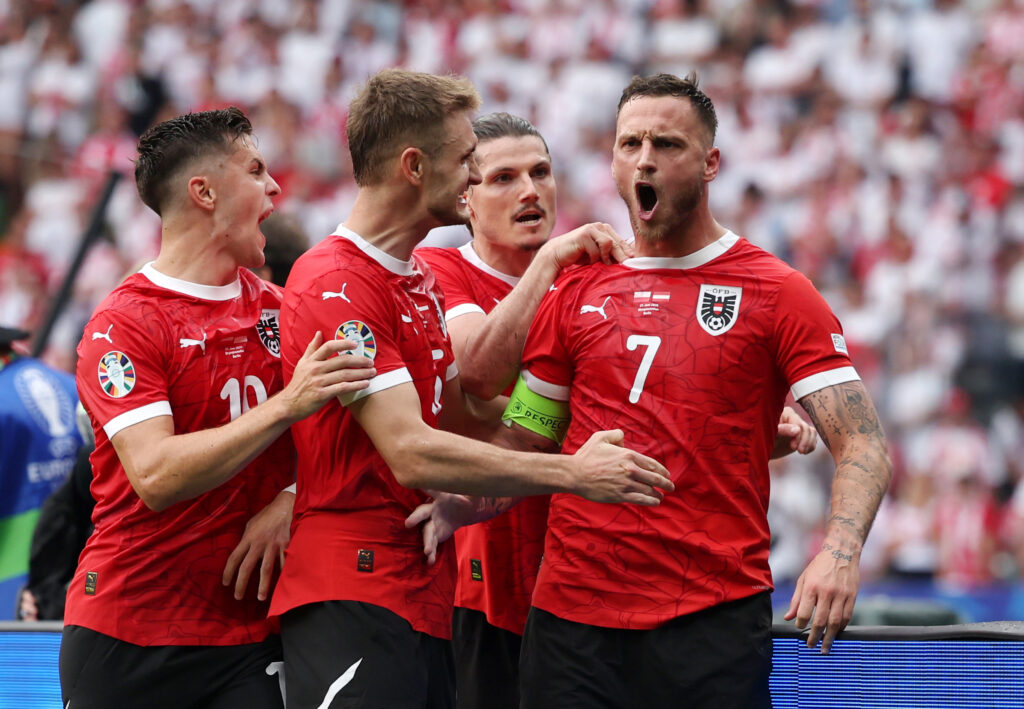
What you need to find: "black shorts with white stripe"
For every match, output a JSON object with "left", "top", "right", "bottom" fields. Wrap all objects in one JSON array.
[{"left": 281, "top": 600, "right": 455, "bottom": 709}]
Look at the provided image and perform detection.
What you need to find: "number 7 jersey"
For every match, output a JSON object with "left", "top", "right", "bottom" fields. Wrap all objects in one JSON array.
[{"left": 520, "top": 231, "right": 859, "bottom": 629}]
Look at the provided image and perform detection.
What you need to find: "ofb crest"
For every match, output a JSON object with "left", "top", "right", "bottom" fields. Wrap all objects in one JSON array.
[
  {"left": 257, "top": 309, "right": 281, "bottom": 357},
  {"left": 697, "top": 284, "right": 742, "bottom": 336}
]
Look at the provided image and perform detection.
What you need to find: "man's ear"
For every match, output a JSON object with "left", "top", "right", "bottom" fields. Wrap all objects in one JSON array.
[
  {"left": 703, "top": 146, "right": 720, "bottom": 182},
  {"left": 399, "top": 147, "right": 425, "bottom": 185},
  {"left": 187, "top": 175, "right": 216, "bottom": 211}
]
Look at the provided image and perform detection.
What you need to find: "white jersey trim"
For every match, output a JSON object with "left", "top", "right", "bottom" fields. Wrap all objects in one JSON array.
[
  {"left": 522, "top": 369, "right": 570, "bottom": 402},
  {"left": 445, "top": 362, "right": 459, "bottom": 381},
  {"left": 338, "top": 367, "right": 413, "bottom": 406},
  {"left": 140, "top": 263, "right": 242, "bottom": 300},
  {"left": 790, "top": 366, "right": 861, "bottom": 401},
  {"left": 458, "top": 242, "right": 521, "bottom": 287},
  {"left": 622, "top": 231, "right": 740, "bottom": 271},
  {"left": 446, "top": 302, "right": 486, "bottom": 321},
  {"left": 334, "top": 224, "right": 415, "bottom": 276},
  {"left": 103, "top": 401, "right": 173, "bottom": 438}
]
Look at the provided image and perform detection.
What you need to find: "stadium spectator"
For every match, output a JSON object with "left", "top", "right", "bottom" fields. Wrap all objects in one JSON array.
[
  {"left": 268, "top": 68, "right": 673, "bottom": 709},
  {"left": 494, "top": 73, "right": 892, "bottom": 706},
  {"left": 0, "top": 324, "right": 83, "bottom": 619},
  {"left": 59, "top": 107, "right": 376, "bottom": 709}
]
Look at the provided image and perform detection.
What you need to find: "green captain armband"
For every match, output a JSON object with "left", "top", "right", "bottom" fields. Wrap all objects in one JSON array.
[{"left": 501, "top": 376, "right": 570, "bottom": 444}]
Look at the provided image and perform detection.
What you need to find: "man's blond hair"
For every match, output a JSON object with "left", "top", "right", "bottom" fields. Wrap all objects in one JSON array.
[{"left": 346, "top": 69, "right": 481, "bottom": 186}]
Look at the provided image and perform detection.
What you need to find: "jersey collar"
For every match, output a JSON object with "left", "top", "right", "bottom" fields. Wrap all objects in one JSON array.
[
  {"left": 140, "top": 262, "right": 242, "bottom": 300},
  {"left": 459, "top": 242, "right": 521, "bottom": 287},
  {"left": 334, "top": 224, "right": 415, "bottom": 276},
  {"left": 622, "top": 231, "right": 739, "bottom": 271}
]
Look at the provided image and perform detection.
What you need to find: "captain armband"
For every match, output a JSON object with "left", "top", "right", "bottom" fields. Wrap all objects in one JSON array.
[{"left": 501, "top": 376, "right": 570, "bottom": 444}]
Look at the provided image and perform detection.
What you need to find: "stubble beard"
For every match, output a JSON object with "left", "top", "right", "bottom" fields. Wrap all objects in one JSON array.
[{"left": 623, "top": 177, "right": 704, "bottom": 243}]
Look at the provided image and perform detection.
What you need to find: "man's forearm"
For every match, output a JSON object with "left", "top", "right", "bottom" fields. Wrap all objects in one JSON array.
[
  {"left": 457, "top": 256, "right": 559, "bottom": 399},
  {"left": 116, "top": 392, "right": 299, "bottom": 511},
  {"left": 800, "top": 381, "right": 893, "bottom": 556}
]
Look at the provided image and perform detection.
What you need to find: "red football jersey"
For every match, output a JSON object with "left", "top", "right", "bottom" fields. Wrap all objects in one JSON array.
[
  {"left": 521, "top": 233, "right": 860, "bottom": 629},
  {"left": 418, "top": 243, "right": 551, "bottom": 635},
  {"left": 269, "top": 226, "right": 458, "bottom": 639},
  {"left": 67, "top": 264, "right": 293, "bottom": 646}
]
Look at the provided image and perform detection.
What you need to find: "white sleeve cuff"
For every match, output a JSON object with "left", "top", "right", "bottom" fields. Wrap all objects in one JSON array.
[
  {"left": 103, "top": 401, "right": 173, "bottom": 438},
  {"left": 339, "top": 367, "right": 414, "bottom": 405},
  {"left": 445, "top": 303, "right": 485, "bottom": 321},
  {"left": 521, "top": 369, "right": 570, "bottom": 402},
  {"left": 790, "top": 366, "right": 861, "bottom": 401}
]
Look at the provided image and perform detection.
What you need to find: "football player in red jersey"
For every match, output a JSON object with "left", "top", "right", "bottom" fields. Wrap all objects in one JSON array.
[
  {"left": 417, "top": 112, "right": 819, "bottom": 709},
  {"left": 60, "top": 107, "right": 376, "bottom": 709},
  {"left": 488, "top": 74, "right": 893, "bottom": 708},
  {"left": 269, "top": 69, "right": 674, "bottom": 709}
]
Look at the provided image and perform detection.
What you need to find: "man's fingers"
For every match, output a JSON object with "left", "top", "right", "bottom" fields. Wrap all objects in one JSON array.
[
  {"left": 631, "top": 454, "right": 673, "bottom": 490},
  {"left": 303, "top": 331, "right": 324, "bottom": 357},
  {"left": 234, "top": 549, "right": 260, "bottom": 600},
  {"left": 223, "top": 542, "right": 247, "bottom": 587},
  {"left": 784, "top": 576, "right": 803, "bottom": 621},
  {"left": 593, "top": 428, "right": 625, "bottom": 446},
  {"left": 257, "top": 550, "right": 277, "bottom": 602},
  {"left": 405, "top": 502, "right": 434, "bottom": 528}
]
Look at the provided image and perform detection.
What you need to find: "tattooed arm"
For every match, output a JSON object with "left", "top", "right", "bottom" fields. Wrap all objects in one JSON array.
[{"left": 784, "top": 380, "right": 892, "bottom": 654}]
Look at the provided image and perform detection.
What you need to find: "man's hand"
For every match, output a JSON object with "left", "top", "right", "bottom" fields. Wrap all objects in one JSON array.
[
  {"left": 542, "top": 222, "right": 633, "bottom": 271},
  {"left": 570, "top": 429, "right": 673, "bottom": 504},
  {"left": 772, "top": 405, "right": 818, "bottom": 458},
  {"left": 279, "top": 332, "right": 376, "bottom": 421},
  {"left": 784, "top": 541, "right": 860, "bottom": 654},
  {"left": 223, "top": 489, "right": 295, "bottom": 601},
  {"left": 404, "top": 491, "right": 479, "bottom": 566}
]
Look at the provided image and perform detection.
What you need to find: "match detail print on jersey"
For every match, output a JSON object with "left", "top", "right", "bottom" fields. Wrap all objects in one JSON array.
[{"left": 697, "top": 284, "right": 742, "bottom": 336}]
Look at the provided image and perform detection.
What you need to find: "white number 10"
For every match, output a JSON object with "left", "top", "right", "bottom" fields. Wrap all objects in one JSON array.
[
  {"left": 220, "top": 375, "right": 268, "bottom": 421},
  {"left": 625, "top": 335, "right": 661, "bottom": 404}
]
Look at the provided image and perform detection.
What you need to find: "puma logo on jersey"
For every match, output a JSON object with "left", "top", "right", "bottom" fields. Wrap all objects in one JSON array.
[
  {"left": 179, "top": 333, "right": 206, "bottom": 353},
  {"left": 91, "top": 324, "right": 113, "bottom": 343},
  {"left": 580, "top": 297, "right": 611, "bottom": 320},
  {"left": 322, "top": 284, "right": 351, "bottom": 302}
]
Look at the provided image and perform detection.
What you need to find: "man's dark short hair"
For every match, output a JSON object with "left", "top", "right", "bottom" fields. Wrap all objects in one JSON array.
[
  {"left": 617, "top": 73, "right": 718, "bottom": 145},
  {"left": 472, "top": 113, "right": 549, "bottom": 154},
  {"left": 135, "top": 107, "right": 252, "bottom": 215}
]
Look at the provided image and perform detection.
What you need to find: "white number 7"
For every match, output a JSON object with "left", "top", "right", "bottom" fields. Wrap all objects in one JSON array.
[{"left": 626, "top": 335, "right": 661, "bottom": 404}]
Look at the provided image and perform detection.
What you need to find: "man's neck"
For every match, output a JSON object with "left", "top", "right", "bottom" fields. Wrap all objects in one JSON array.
[
  {"left": 633, "top": 212, "right": 727, "bottom": 259},
  {"left": 345, "top": 188, "right": 439, "bottom": 262},
  {"left": 152, "top": 222, "right": 240, "bottom": 286},
  {"left": 470, "top": 236, "right": 535, "bottom": 278}
]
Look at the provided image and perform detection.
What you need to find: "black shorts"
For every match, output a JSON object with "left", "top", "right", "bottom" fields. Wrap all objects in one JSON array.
[
  {"left": 519, "top": 592, "right": 773, "bottom": 709},
  {"left": 281, "top": 600, "right": 455, "bottom": 709},
  {"left": 59, "top": 625, "right": 284, "bottom": 709},
  {"left": 452, "top": 606, "right": 521, "bottom": 709}
]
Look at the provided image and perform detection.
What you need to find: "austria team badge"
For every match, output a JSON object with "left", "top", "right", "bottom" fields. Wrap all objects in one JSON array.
[
  {"left": 257, "top": 309, "right": 281, "bottom": 357},
  {"left": 697, "top": 284, "right": 742, "bottom": 336}
]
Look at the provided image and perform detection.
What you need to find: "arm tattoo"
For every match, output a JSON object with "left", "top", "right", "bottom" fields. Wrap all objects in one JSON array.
[{"left": 800, "top": 381, "right": 893, "bottom": 547}]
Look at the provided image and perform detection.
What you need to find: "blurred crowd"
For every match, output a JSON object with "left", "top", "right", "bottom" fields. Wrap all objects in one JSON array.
[{"left": 2, "top": 0, "right": 1024, "bottom": 594}]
